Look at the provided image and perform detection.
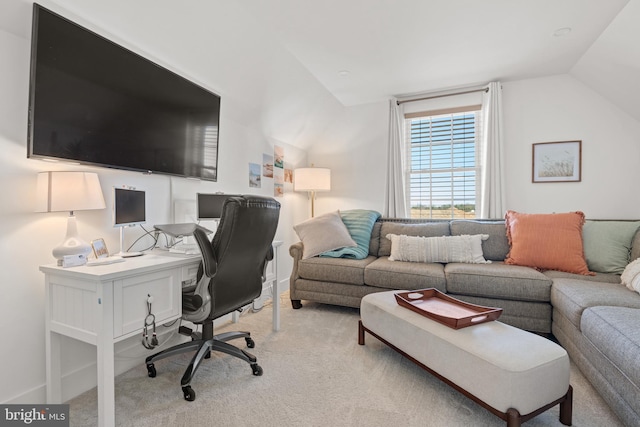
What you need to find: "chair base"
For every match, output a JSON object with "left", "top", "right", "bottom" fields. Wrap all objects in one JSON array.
[{"left": 145, "top": 323, "right": 263, "bottom": 401}]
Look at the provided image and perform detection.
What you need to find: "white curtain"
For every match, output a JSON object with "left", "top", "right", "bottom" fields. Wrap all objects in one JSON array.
[
  {"left": 478, "top": 82, "right": 506, "bottom": 219},
  {"left": 384, "top": 98, "right": 408, "bottom": 217}
]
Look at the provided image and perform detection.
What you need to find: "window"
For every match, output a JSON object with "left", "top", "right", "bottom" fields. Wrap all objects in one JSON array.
[{"left": 406, "top": 108, "right": 479, "bottom": 219}]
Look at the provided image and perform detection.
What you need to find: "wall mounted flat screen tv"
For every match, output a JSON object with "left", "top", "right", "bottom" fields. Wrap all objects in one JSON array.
[{"left": 27, "top": 4, "right": 220, "bottom": 181}]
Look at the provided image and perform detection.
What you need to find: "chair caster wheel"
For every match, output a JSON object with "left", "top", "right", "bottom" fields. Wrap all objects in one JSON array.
[
  {"left": 251, "top": 363, "right": 263, "bottom": 376},
  {"left": 182, "top": 386, "right": 196, "bottom": 401},
  {"left": 146, "top": 364, "right": 156, "bottom": 378},
  {"left": 246, "top": 337, "right": 255, "bottom": 348}
]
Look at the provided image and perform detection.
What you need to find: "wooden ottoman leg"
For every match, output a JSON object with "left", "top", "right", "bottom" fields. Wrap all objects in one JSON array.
[
  {"left": 506, "top": 408, "right": 521, "bottom": 427},
  {"left": 358, "top": 321, "right": 365, "bottom": 345},
  {"left": 559, "top": 385, "right": 573, "bottom": 426}
]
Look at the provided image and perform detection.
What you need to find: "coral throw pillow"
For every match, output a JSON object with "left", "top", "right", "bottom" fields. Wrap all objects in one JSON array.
[{"left": 505, "top": 210, "right": 593, "bottom": 275}]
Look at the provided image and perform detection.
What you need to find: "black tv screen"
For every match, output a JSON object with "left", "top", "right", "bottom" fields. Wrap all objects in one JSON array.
[{"left": 27, "top": 4, "right": 220, "bottom": 181}]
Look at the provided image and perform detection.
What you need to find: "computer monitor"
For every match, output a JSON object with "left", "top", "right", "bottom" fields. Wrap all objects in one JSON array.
[
  {"left": 113, "top": 187, "right": 146, "bottom": 257},
  {"left": 114, "top": 187, "right": 146, "bottom": 227},
  {"left": 197, "top": 193, "right": 239, "bottom": 220}
]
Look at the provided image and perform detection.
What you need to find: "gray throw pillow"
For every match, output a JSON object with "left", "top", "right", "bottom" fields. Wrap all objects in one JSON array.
[{"left": 294, "top": 210, "right": 357, "bottom": 259}]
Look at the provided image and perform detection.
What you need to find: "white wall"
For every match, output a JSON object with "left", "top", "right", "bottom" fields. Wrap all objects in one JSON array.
[
  {"left": 0, "top": 0, "right": 346, "bottom": 404},
  {"left": 502, "top": 75, "right": 640, "bottom": 218},
  {"left": 310, "top": 74, "right": 640, "bottom": 220},
  {"left": 308, "top": 101, "right": 389, "bottom": 215}
]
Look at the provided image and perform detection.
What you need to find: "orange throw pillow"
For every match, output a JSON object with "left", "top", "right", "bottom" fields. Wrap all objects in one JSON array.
[{"left": 504, "top": 210, "right": 593, "bottom": 275}]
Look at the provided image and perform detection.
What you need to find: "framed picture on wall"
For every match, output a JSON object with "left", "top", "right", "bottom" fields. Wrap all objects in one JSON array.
[{"left": 532, "top": 140, "right": 582, "bottom": 183}]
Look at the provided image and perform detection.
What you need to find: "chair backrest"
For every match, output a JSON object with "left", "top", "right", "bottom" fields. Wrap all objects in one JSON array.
[{"left": 193, "top": 195, "right": 280, "bottom": 320}]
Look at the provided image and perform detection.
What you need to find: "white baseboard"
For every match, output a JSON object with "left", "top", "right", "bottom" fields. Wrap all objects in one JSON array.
[
  {"left": 4, "top": 383, "right": 46, "bottom": 405},
  {"left": 278, "top": 278, "right": 289, "bottom": 293},
  {"left": 252, "top": 282, "right": 273, "bottom": 310}
]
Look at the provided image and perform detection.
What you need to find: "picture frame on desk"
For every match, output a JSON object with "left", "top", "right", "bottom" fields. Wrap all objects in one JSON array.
[{"left": 91, "top": 238, "right": 109, "bottom": 258}]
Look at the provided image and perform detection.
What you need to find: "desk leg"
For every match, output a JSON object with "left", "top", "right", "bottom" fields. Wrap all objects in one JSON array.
[
  {"left": 272, "top": 278, "right": 280, "bottom": 331},
  {"left": 45, "top": 330, "right": 62, "bottom": 403},
  {"left": 96, "top": 339, "right": 115, "bottom": 427},
  {"left": 45, "top": 276, "right": 61, "bottom": 404},
  {"left": 272, "top": 245, "right": 280, "bottom": 332},
  {"left": 96, "top": 284, "right": 116, "bottom": 427}
]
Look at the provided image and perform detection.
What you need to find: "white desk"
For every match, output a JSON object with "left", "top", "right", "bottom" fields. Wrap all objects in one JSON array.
[
  {"left": 41, "top": 244, "right": 282, "bottom": 427},
  {"left": 268, "top": 241, "right": 283, "bottom": 331}
]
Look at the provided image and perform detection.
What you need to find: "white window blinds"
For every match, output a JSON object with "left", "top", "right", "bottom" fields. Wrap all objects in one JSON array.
[{"left": 406, "top": 110, "right": 479, "bottom": 219}]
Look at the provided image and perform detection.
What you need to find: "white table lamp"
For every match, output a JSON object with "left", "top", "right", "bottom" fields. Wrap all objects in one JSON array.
[
  {"left": 294, "top": 167, "right": 331, "bottom": 217},
  {"left": 36, "top": 171, "right": 106, "bottom": 262}
]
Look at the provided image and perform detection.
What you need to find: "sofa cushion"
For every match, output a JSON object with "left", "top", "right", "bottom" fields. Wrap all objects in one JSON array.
[
  {"left": 387, "top": 234, "right": 489, "bottom": 264},
  {"left": 504, "top": 210, "right": 592, "bottom": 275},
  {"left": 321, "top": 209, "right": 381, "bottom": 260},
  {"left": 543, "top": 270, "right": 621, "bottom": 284},
  {"left": 581, "top": 306, "right": 640, "bottom": 394},
  {"left": 293, "top": 210, "right": 357, "bottom": 259},
  {"left": 378, "top": 221, "right": 450, "bottom": 257},
  {"left": 550, "top": 278, "right": 640, "bottom": 330},
  {"left": 450, "top": 220, "right": 509, "bottom": 261},
  {"left": 445, "top": 262, "right": 552, "bottom": 302},
  {"left": 369, "top": 221, "right": 382, "bottom": 256},
  {"left": 297, "top": 255, "right": 377, "bottom": 285},
  {"left": 582, "top": 220, "right": 640, "bottom": 274},
  {"left": 364, "top": 257, "right": 446, "bottom": 291}
]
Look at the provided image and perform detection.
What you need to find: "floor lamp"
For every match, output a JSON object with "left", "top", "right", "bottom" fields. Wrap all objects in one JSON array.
[
  {"left": 36, "top": 171, "right": 106, "bottom": 264},
  {"left": 294, "top": 167, "right": 331, "bottom": 217}
]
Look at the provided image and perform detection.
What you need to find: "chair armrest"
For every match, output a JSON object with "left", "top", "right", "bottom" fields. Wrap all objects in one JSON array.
[
  {"left": 193, "top": 227, "right": 217, "bottom": 278},
  {"left": 182, "top": 292, "right": 204, "bottom": 312}
]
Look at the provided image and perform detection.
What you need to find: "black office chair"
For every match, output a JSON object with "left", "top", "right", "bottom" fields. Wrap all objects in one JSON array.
[{"left": 145, "top": 195, "right": 280, "bottom": 401}]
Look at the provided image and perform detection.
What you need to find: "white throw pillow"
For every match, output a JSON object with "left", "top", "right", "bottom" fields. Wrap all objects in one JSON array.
[
  {"left": 294, "top": 211, "right": 357, "bottom": 259},
  {"left": 621, "top": 258, "right": 640, "bottom": 295},
  {"left": 386, "top": 234, "right": 491, "bottom": 264}
]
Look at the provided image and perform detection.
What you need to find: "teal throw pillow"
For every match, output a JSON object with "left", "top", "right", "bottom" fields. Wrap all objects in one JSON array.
[{"left": 321, "top": 209, "right": 381, "bottom": 259}]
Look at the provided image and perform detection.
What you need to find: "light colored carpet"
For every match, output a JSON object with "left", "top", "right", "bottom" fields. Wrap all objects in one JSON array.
[{"left": 68, "top": 296, "right": 624, "bottom": 427}]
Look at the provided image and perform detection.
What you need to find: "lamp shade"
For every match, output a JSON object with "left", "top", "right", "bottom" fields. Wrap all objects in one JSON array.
[
  {"left": 294, "top": 168, "right": 331, "bottom": 192},
  {"left": 36, "top": 171, "right": 106, "bottom": 213}
]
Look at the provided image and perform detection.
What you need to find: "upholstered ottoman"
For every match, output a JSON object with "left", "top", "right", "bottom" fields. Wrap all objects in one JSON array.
[{"left": 359, "top": 291, "right": 572, "bottom": 427}]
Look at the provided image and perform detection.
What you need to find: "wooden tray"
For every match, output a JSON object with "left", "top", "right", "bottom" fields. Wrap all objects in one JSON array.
[{"left": 394, "top": 288, "right": 502, "bottom": 329}]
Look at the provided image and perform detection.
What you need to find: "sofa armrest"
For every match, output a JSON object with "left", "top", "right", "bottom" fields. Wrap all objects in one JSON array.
[
  {"left": 289, "top": 242, "right": 304, "bottom": 304},
  {"left": 290, "top": 241, "right": 303, "bottom": 260}
]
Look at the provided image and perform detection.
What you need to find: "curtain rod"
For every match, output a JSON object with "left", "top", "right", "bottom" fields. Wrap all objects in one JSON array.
[{"left": 396, "top": 87, "right": 488, "bottom": 105}]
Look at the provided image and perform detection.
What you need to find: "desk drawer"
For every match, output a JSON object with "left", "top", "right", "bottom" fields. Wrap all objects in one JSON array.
[{"left": 114, "top": 268, "right": 181, "bottom": 339}]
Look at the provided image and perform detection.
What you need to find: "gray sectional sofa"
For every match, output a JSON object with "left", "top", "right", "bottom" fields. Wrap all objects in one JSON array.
[{"left": 289, "top": 217, "right": 640, "bottom": 426}]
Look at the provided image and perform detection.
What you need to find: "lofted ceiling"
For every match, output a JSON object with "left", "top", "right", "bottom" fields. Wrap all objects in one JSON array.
[
  {"left": 2, "top": 0, "right": 638, "bottom": 120},
  {"left": 246, "top": 0, "right": 633, "bottom": 106}
]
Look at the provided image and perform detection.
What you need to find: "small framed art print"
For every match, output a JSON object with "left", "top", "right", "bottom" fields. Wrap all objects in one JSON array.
[
  {"left": 91, "top": 238, "right": 109, "bottom": 258},
  {"left": 532, "top": 140, "right": 582, "bottom": 183}
]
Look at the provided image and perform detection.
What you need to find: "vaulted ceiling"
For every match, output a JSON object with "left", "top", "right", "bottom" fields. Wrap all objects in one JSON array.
[{"left": 3, "top": 0, "right": 639, "bottom": 121}]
